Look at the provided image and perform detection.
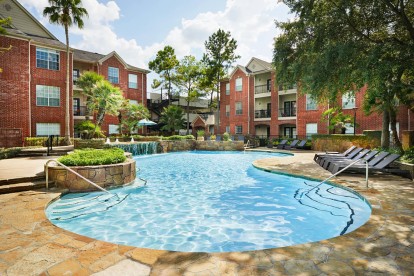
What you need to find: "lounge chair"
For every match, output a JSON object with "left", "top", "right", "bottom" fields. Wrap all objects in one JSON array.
[
  {"left": 276, "top": 139, "right": 288, "bottom": 149},
  {"left": 319, "top": 148, "right": 368, "bottom": 169},
  {"left": 313, "top": 145, "right": 357, "bottom": 162},
  {"left": 293, "top": 140, "right": 309, "bottom": 150},
  {"left": 326, "top": 150, "right": 379, "bottom": 172},
  {"left": 284, "top": 139, "right": 300, "bottom": 150},
  {"left": 316, "top": 147, "right": 363, "bottom": 167},
  {"left": 329, "top": 153, "right": 401, "bottom": 175}
]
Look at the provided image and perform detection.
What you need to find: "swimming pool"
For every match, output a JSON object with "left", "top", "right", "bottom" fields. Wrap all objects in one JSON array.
[{"left": 46, "top": 151, "right": 371, "bottom": 252}]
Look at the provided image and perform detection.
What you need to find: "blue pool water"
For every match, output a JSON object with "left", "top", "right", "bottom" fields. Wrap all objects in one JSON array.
[{"left": 46, "top": 151, "right": 371, "bottom": 252}]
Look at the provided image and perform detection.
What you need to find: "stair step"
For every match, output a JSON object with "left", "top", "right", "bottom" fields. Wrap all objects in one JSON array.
[
  {"left": 0, "top": 180, "right": 51, "bottom": 194},
  {"left": 0, "top": 175, "right": 45, "bottom": 186}
]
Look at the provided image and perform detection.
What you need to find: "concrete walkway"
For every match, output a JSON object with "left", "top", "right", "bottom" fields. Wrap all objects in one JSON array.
[{"left": 0, "top": 150, "right": 413, "bottom": 275}]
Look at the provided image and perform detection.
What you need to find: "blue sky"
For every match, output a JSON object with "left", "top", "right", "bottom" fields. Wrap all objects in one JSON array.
[{"left": 19, "top": 0, "right": 292, "bottom": 91}]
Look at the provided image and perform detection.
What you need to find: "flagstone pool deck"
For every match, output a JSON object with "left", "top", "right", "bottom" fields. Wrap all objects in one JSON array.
[{"left": 0, "top": 150, "right": 413, "bottom": 275}]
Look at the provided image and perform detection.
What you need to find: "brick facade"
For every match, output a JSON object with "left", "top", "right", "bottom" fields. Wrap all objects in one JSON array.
[
  {"left": 220, "top": 58, "right": 414, "bottom": 139},
  {"left": 0, "top": 2, "right": 148, "bottom": 146}
]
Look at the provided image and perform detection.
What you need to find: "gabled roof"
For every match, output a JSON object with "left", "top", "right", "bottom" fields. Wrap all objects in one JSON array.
[
  {"left": 245, "top": 57, "right": 273, "bottom": 73},
  {"left": 1, "top": 0, "right": 66, "bottom": 48},
  {"left": 73, "top": 49, "right": 150, "bottom": 74},
  {"left": 229, "top": 65, "right": 251, "bottom": 79},
  {"left": 192, "top": 115, "right": 206, "bottom": 125}
]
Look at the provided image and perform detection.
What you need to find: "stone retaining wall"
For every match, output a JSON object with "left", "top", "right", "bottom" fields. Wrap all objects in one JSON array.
[
  {"left": 159, "top": 140, "right": 244, "bottom": 152},
  {"left": 46, "top": 159, "right": 136, "bottom": 192}
]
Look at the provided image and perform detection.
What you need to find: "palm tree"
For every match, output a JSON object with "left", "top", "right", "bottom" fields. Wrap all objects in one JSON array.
[
  {"left": 88, "top": 80, "right": 124, "bottom": 137},
  {"left": 160, "top": 105, "right": 185, "bottom": 135},
  {"left": 76, "top": 71, "right": 104, "bottom": 120},
  {"left": 43, "top": 0, "right": 88, "bottom": 145}
]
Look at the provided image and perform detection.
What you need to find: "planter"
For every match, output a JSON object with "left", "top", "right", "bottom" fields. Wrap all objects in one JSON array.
[
  {"left": 74, "top": 139, "right": 105, "bottom": 149},
  {"left": 46, "top": 159, "right": 136, "bottom": 192}
]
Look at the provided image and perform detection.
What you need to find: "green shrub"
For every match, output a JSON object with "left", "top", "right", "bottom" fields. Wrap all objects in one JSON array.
[
  {"left": 162, "top": 135, "right": 195, "bottom": 141},
  {"left": 58, "top": 148, "right": 126, "bottom": 166},
  {"left": 223, "top": 132, "right": 231, "bottom": 141},
  {"left": 402, "top": 147, "right": 414, "bottom": 164},
  {"left": 0, "top": 147, "right": 22, "bottom": 160},
  {"left": 75, "top": 120, "right": 105, "bottom": 139},
  {"left": 197, "top": 130, "right": 205, "bottom": 137},
  {"left": 24, "top": 137, "right": 72, "bottom": 147},
  {"left": 130, "top": 135, "right": 162, "bottom": 141},
  {"left": 210, "top": 134, "right": 216, "bottom": 140}
]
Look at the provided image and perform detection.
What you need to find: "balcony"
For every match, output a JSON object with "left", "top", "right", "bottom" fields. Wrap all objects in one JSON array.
[
  {"left": 254, "top": 85, "right": 271, "bottom": 98},
  {"left": 74, "top": 106, "right": 87, "bottom": 117},
  {"left": 255, "top": 109, "right": 271, "bottom": 119},
  {"left": 279, "top": 107, "right": 296, "bottom": 118}
]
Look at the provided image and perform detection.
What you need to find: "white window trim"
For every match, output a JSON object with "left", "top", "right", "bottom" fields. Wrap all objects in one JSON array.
[
  {"left": 235, "top": 78, "right": 243, "bottom": 91},
  {"left": 342, "top": 92, "right": 356, "bottom": 109},
  {"left": 235, "top": 102, "right": 242, "bottom": 115},
  {"left": 36, "top": 85, "right": 60, "bottom": 107},
  {"left": 306, "top": 94, "right": 317, "bottom": 110},
  {"left": 128, "top": 74, "right": 138, "bottom": 89},
  {"left": 108, "top": 67, "right": 119, "bottom": 84},
  {"left": 225, "top": 83, "right": 230, "bottom": 95}
]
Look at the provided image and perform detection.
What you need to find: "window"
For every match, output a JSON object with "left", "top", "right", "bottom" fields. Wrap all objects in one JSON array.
[
  {"left": 108, "top": 124, "right": 119, "bottom": 135},
  {"left": 128, "top": 74, "right": 138, "bottom": 89},
  {"left": 129, "top": 100, "right": 138, "bottom": 106},
  {"left": 36, "top": 123, "right": 60, "bottom": 136},
  {"left": 36, "top": 47, "right": 59, "bottom": 70},
  {"left": 225, "top": 83, "right": 230, "bottom": 95},
  {"left": 344, "top": 123, "right": 354, "bottom": 134},
  {"left": 306, "top": 123, "right": 318, "bottom": 138},
  {"left": 235, "top": 78, "right": 242, "bottom": 91},
  {"left": 235, "top": 125, "right": 243, "bottom": 134},
  {"left": 226, "top": 105, "right": 230, "bottom": 117},
  {"left": 73, "top": 69, "right": 80, "bottom": 84},
  {"left": 306, "top": 94, "right": 318, "bottom": 110},
  {"left": 36, "top": 85, "right": 60, "bottom": 107},
  {"left": 266, "top": 79, "right": 271, "bottom": 92},
  {"left": 108, "top": 67, "right": 119, "bottom": 84},
  {"left": 235, "top": 102, "right": 242, "bottom": 115},
  {"left": 226, "top": 126, "right": 230, "bottom": 133},
  {"left": 342, "top": 92, "right": 355, "bottom": 109}
]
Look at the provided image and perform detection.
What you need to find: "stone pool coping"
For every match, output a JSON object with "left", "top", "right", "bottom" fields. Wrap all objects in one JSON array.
[{"left": 0, "top": 150, "right": 413, "bottom": 275}]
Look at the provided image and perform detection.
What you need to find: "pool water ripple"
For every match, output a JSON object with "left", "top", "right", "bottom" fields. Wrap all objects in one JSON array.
[{"left": 46, "top": 151, "right": 371, "bottom": 252}]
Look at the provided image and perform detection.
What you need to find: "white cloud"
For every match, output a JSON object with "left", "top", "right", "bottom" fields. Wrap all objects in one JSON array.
[{"left": 19, "top": 0, "right": 292, "bottom": 87}]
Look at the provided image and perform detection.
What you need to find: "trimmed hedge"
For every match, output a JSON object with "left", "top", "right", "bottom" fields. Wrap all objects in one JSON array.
[
  {"left": 0, "top": 147, "right": 22, "bottom": 160},
  {"left": 58, "top": 148, "right": 126, "bottom": 166},
  {"left": 162, "top": 135, "right": 195, "bottom": 140},
  {"left": 24, "top": 137, "right": 73, "bottom": 147},
  {"left": 312, "top": 134, "right": 381, "bottom": 152}
]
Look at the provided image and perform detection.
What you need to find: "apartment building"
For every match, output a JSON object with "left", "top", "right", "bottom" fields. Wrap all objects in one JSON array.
[
  {"left": 0, "top": 0, "right": 148, "bottom": 147},
  {"left": 220, "top": 57, "right": 413, "bottom": 139}
]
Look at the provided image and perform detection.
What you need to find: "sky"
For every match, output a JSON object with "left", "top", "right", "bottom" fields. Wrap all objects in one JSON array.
[{"left": 19, "top": 0, "right": 293, "bottom": 91}]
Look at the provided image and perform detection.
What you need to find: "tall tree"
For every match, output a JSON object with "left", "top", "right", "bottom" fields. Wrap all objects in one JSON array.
[
  {"left": 148, "top": 45, "right": 179, "bottom": 102},
  {"left": 88, "top": 80, "right": 124, "bottom": 137},
  {"left": 159, "top": 105, "right": 185, "bottom": 135},
  {"left": 204, "top": 29, "right": 240, "bottom": 131},
  {"left": 173, "top": 55, "right": 203, "bottom": 134},
  {"left": 76, "top": 71, "right": 104, "bottom": 120},
  {"left": 43, "top": 0, "right": 88, "bottom": 145},
  {"left": 273, "top": 0, "right": 414, "bottom": 150}
]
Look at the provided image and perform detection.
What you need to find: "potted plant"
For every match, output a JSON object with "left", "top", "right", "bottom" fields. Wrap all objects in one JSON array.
[{"left": 197, "top": 130, "right": 205, "bottom": 141}]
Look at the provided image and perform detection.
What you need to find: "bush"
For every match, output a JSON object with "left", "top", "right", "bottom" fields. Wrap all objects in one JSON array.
[
  {"left": 130, "top": 135, "right": 162, "bottom": 141},
  {"left": 0, "top": 147, "right": 22, "bottom": 160},
  {"left": 210, "top": 134, "right": 216, "bottom": 140},
  {"left": 75, "top": 120, "right": 104, "bottom": 139},
  {"left": 58, "top": 148, "right": 126, "bottom": 166},
  {"left": 162, "top": 135, "right": 195, "bottom": 141},
  {"left": 223, "top": 132, "right": 231, "bottom": 141},
  {"left": 196, "top": 130, "right": 205, "bottom": 137},
  {"left": 402, "top": 147, "right": 414, "bottom": 164},
  {"left": 24, "top": 137, "right": 72, "bottom": 147}
]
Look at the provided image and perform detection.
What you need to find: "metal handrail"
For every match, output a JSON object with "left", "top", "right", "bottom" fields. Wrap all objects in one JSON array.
[
  {"left": 45, "top": 160, "right": 111, "bottom": 194},
  {"left": 308, "top": 158, "right": 369, "bottom": 192}
]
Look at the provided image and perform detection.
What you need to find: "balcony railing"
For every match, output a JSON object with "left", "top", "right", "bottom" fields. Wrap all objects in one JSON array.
[
  {"left": 255, "top": 84, "right": 271, "bottom": 94},
  {"left": 255, "top": 109, "right": 271, "bottom": 118},
  {"left": 279, "top": 108, "right": 296, "bottom": 117},
  {"left": 74, "top": 106, "right": 87, "bottom": 116}
]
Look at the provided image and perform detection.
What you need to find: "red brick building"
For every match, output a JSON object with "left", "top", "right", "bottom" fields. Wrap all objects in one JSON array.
[
  {"left": 0, "top": 0, "right": 148, "bottom": 147},
  {"left": 220, "top": 57, "right": 414, "bottom": 139}
]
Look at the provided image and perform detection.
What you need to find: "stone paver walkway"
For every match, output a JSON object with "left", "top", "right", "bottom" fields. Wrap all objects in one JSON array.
[{"left": 0, "top": 150, "right": 413, "bottom": 275}]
